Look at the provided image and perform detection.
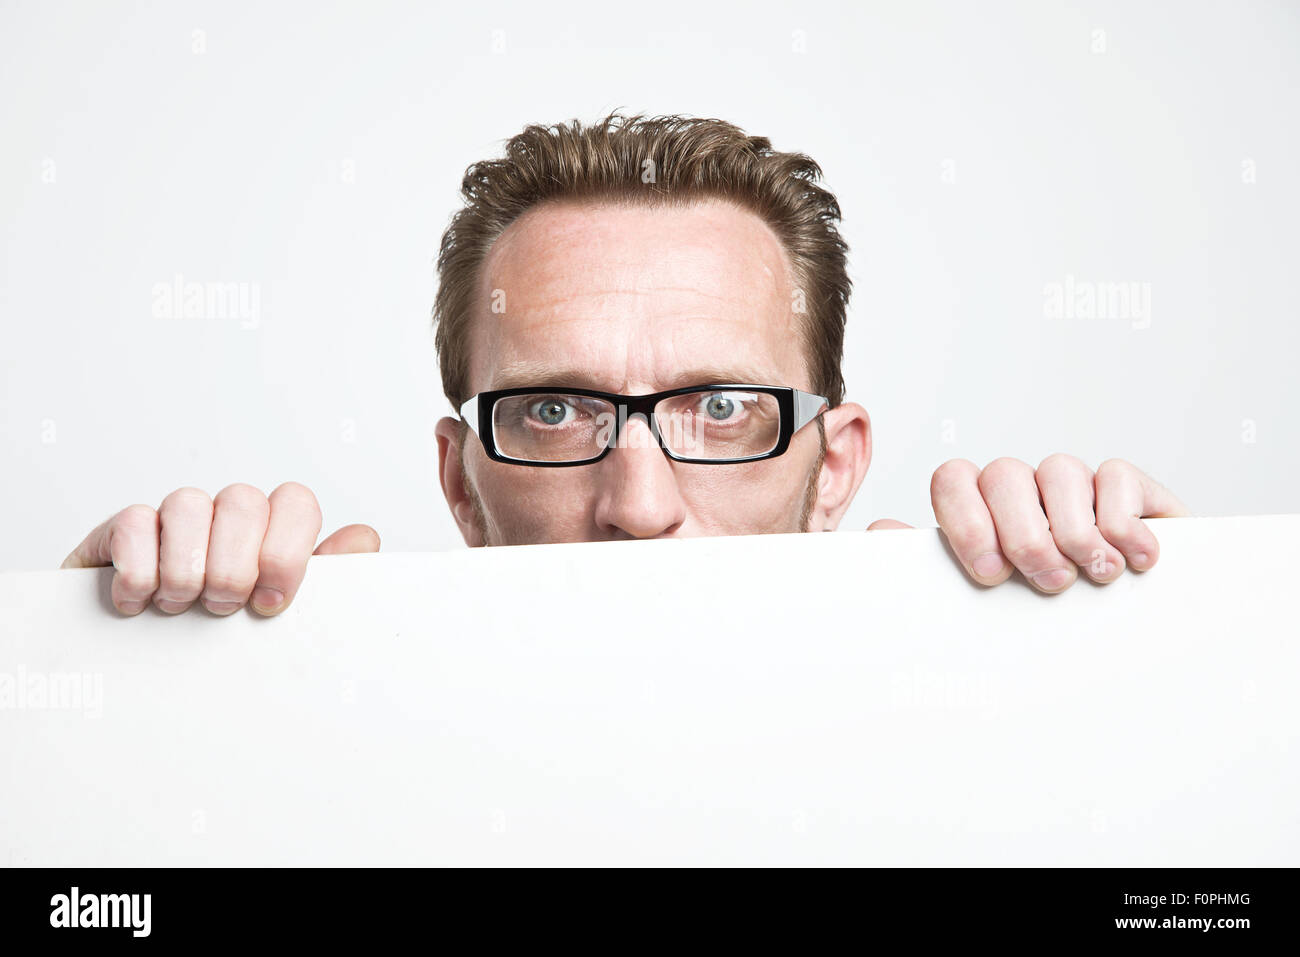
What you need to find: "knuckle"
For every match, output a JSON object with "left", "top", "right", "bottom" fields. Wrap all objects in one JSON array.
[
  {"left": 256, "top": 549, "right": 303, "bottom": 581},
  {"left": 941, "top": 520, "right": 988, "bottom": 554},
  {"left": 160, "top": 486, "right": 213, "bottom": 513},
  {"left": 978, "top": 457, "right": 1028, "bottom": 488},
  {"left": 202, "top": 570, "right": 257, "bottom": 598},
  {"left": 214, "top": 483, "right": 268, "bottom": 515},
  {"left": 270, "top": 481, "right": 322, "bottom": 526},
  {"left": 270, "top": 481, "right": 319, "bottom": 510},
  {"left": 931, "top": 459, "right": 978, "bottom": 495},
  {"left": 116, "top": 568, "right": 159, "bottom": 596},
  {"left": 1038, "top": 452, "right": 1083, "bottom": 474},
  {"left": 1051, "top": 528, "right": 1099, "bottom": 557},
  {"left": 1096, "top": 458, "right": 1131, "bottom": 479},
  {"left": 1096, "top": 516, "right": 1136, "bottom": 543},
  {"left": 1003, "top": 537, "right": 1058, "bottom": 569},
  {"left": 115, "top": 504, "right": 159, "bottom": 534},
  {"left": 157, "top": 570, "right": 205, "bottom": 599}
]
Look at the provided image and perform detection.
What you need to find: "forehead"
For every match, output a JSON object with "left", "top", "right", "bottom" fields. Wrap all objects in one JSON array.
[{"left": 468, "top": 197, "right": 806, "bottom": 394}]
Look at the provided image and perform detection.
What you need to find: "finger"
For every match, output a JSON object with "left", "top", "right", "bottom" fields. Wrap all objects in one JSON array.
[
  {"left": 101, "top": 506, "right": 160, "bottom": 615},
  {"left": 249, "top": 482, "right": 323, "bottom": 616},
  {"left": 153, "top": 487, "right": 214, "bottom": 614},
  {"left": 978, "top": 457, "right": 1076, "bottom": 593},
  {"left": 1035, "top": 453, "right": 1124, "bottom": 582},
  {"left": 1128, "top": 461, "right": 1191, "bottom": 519},
  {"left": 61, "top": 516, "right": 115, "bottom": 570},
  {"left": 63, "top": 506, "right": 161, "bottom": 614},
  {"left": 200, "top": 483, "right": 270, "bottom": 616},
  {"left": 930, "top": 459, "right": 1012, "bottom": 585},
  {"left": 866, "top": 519, "right": 913, "bottom": 530},
  {"left": 62, "top": 506, "right": 160, "bottom": 615},
  {"left": 313, "top": 524, "right": 381, "bottom": 555},
  {"left": 1094, "top": 459, "right": 1187, "bottom": 571}
]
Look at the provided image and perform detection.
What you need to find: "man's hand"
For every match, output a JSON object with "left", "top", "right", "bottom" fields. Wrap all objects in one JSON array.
[
  {"left": 61, "top": 482, "right": 380, "bottom": 616},
  {"left": 868, "top": 455, "right": 1191, "bottom": 593}
]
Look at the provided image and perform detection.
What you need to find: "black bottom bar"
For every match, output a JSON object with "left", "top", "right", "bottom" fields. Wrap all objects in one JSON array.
[{"left": 0, "top": 867, "right": 1291, "bottom": 945}]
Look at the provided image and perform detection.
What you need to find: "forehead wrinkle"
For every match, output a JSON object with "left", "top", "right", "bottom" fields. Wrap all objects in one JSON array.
[
  {"left": 521, "top": 286, "right": 744, "bottom": 311},
  {"left": 469, "top": 199, "right": 800, "bottom": 395},
  {"left": 492, "top": 265, "right": 777, "bottom": 322},
  {"left": 483, "top": 201, "right": 793, "bottom": 307}
]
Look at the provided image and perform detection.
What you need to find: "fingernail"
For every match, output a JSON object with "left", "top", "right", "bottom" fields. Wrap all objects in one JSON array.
[
  {"left": 251, "top": 587, "right": 284, "bottom": 612},
  {"left": 117, "top": 600, "right": 146, "bottom": 615},
  {"left": 1130, "top": 551, "right": 1150, "bottom": 570},
  {"left": 1030, "top": 568, "right": 1073, "bottom": 591},
  {"left": 972, "top": 553, "right": 1005, "bottom": 578},
  {"left": 201, "top": 599, "right": 243, "bottom": 616},
  {"left": 1091, "top": 561, "right": 1118, "bottom": 579}
]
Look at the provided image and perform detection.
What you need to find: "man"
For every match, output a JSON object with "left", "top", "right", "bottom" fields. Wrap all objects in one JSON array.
[{"left": 61, "top": 113, "right": 1190, "bottom": 616}]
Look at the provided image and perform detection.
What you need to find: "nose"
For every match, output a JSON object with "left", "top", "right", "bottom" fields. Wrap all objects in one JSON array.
[{"left": 592, "top": 413, "right": 688, "bottom": 539}]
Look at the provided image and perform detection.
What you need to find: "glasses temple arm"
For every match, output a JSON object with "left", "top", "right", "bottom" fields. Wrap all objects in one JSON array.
[
  {"left": 793, "top": 390, "right": 829, "bottom": 430},
  {"left": 458, "top": 396, "right": 479, "bottom": 437}
]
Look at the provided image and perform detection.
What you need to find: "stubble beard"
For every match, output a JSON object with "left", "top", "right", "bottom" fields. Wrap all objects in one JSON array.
[{"left": 458, "top": 415, "right": 827, "bottom": 545}]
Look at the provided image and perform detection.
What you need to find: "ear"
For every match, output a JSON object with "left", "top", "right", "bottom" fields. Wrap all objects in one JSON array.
[
  {"left": 434, "top": 416, "right": 486, "bottom": 547},
  {"left": 808, "top": 401, "right": 871, "bottom": 532}
]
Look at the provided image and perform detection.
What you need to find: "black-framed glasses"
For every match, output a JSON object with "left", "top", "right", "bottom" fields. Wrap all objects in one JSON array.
[{"left": 459, "top": 383, "right": 828, "bottom": 466}]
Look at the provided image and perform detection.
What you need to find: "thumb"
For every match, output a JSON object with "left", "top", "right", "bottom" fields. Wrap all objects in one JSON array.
[
  {"left": 867, "top": 519, "right": 914, "bottom": 530},
  {"left": 313, "top": 523, "right": 381, "bottom": 555}
]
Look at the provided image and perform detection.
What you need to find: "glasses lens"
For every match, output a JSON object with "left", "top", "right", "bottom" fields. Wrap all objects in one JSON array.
[
  {"left": 654, "top": 389, "right": 781, "bottom": 460},
  {"left": 491, "top": 393, "right": 617, "bottom": 462}
]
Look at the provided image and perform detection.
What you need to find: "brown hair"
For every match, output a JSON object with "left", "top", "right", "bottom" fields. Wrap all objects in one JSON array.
[{"left": 432, "top": 111, "right": 851, "bottom": 410}]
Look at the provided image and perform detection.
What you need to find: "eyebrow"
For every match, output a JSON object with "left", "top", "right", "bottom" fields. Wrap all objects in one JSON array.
[{"left": 489, "top": 363, "right": 781, "bottom": 394}]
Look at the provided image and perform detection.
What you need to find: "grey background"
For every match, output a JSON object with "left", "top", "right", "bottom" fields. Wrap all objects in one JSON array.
[{"left": 2, "top": 0, "right": 1297, "bottom": 571}]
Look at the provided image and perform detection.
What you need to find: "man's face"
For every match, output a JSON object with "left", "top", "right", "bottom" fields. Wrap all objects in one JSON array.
[{"left": 435, "top": 198, "right": 870, "bottom": 545}]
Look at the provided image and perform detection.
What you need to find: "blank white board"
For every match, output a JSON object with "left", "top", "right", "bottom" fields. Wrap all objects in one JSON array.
[{"left": 1, "top": 515, "right": 1296, "bottom": 866}]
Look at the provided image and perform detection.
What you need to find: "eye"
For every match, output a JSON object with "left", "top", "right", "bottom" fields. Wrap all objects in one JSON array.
[
  {"left": 528, "top": 397, "right": 575, "bottom": 426},
  {"left": 699, "top": 391, "right": 755, "bottom": 422}
]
